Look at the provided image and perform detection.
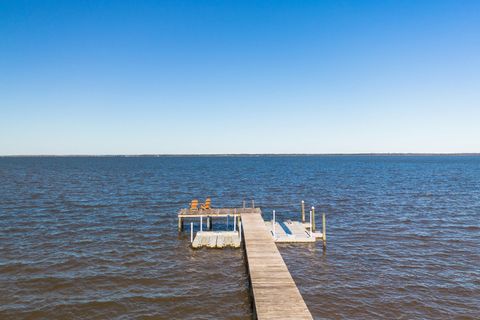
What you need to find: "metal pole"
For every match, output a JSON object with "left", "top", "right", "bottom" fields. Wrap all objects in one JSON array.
[
  {"left": 301, "top": 200, "right": 305, "bottom": 223},
  {"left": 243, "top": 200, "right": 246, "bottom": 209},
  {"left": 309, "top": 210, "right": 312, "bottom": 237},
  {"left": 322, "top": 213, "right": 327, "bottom": 248},
  {"left": 234, "top": 215, "right": 237, "bottom": 231},
  {"left": 252, "top": 199, "right": 255, "bottom": 208},
  {"left": 190, "top": 222, "right": 193, "bottom": 243},
  {"left": 311, "top": 206, "right": 316, "bottom": 233},
  {"left": 227, "top": 214, "right": 229, "bottom": 229},
  {"left": 273, "top": 210, "right": 276, "bottom": 238},
  {"left": 200, "top": 216, "right": 203, "bottom": 232}
]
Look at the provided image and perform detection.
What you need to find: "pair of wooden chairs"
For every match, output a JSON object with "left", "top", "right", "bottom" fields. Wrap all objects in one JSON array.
[{"left": 190, "top": 198, "right": 211, "bottom": 212}]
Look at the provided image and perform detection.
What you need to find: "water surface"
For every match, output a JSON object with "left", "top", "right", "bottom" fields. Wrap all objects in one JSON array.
[{"left": 1, "top": 156, "right": 479, "bottom": 319}]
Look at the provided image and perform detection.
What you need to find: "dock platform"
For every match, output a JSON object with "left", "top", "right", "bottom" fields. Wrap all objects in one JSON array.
[
  {"left": 192, "top": 231, "right": 241, "bottom": 248},
  {"left": 265, "top": 220, "right": 323, "bottom": 243},
  {"left": 178, "top": 207, "right": 261, "bottom": 218}
]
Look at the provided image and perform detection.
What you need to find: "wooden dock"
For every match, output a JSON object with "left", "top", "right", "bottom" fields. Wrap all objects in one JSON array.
[
  {"left": 241, "top": 211, "right": 313, "bottom": 319},
  {"left": 178, "top": 203, "right": 324, "bottom": 319}
]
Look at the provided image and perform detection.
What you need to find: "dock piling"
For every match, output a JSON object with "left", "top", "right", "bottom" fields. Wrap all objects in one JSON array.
[
  {"left": 178, "top": 216, "right": 183, "bottom": 232},
  {"left": 207, "top": 217, "right": 212, "bottom": 230},
  {"left": 301, "top": 200, "right": 305, "bottom": 223},
  {"left": 311, "top": 206, "right": 316, "bottom": 232},
  {"left": 322, "top": 213, "right": 327, "bottom": 248},
  {"left": 309, "top": 210, "right": 313, "bottom": 236},
  {"left": 190, "top": 222, "right": 193, "bottom": 243},
  {"left": 238, "top": 218, "right": 242, "bottom": 242}
]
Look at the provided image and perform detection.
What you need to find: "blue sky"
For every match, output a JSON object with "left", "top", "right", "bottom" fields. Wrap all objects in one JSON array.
[{"left": 1, "top": 0, "right": 479, "bottom": 154}]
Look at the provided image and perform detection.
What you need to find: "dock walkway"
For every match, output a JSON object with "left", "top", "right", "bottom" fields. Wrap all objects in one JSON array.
[{"left": 241, "top": 212, "right": 313, "bottom": 319}]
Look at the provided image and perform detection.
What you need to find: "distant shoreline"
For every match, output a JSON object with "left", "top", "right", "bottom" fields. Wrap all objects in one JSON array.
[{"left": 1, "top": 153, "right": 480, "bottom": 157}]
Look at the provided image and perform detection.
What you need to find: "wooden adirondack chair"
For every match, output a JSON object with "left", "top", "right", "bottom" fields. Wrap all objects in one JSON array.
[
  {"left": 190, "top": 199, "right": 199, "bottom": 212},
  {"left": 200, "top": 198, "right": 211, "bottom": 210}
]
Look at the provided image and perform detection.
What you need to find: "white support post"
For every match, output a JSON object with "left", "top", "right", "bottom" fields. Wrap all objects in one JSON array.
[
  {"left": 311, "top": 206, "right": 316, "bottom": 233},
  {"left": 190, "top": 222, "right": 193, "bottom": 243},
  {"left": 301, "top": 200, "right": 305, "bottom": 223},
  {"left": 309, "top": 210, "right": 312, "bottom": 237},
  {"left": 234, "top": 215, "right": 237, "bottom": 232},
  {"left": 239, "top": 218, "right": 242, "bottom": 242},
  {"left": 200, "top": 216, "right": 203, "bottom": 232},
  {"left": 227, "top": 214, "right": 229, "bottom": 229},
  {"left": 322, "top": 212, "right": 326, "bottom": 248}
]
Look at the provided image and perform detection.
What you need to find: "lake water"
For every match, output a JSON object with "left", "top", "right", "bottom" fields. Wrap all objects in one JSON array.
[{"left": 1, "top": 156, "right": 479, "bottom": 319}]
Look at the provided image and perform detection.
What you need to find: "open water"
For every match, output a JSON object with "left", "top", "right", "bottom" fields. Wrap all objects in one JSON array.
[{"left": 1, "top": 156, "right": 479, "bottom": 319}]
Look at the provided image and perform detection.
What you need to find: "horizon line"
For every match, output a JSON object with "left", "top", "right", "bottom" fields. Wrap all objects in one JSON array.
[{"left": 1, "top": 153, "right": 480, "bottom": 157}]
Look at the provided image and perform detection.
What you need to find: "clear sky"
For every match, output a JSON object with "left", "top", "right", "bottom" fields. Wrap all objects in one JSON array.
[{"left": 1, "top": 0, "right": 479, "bottom": 155}]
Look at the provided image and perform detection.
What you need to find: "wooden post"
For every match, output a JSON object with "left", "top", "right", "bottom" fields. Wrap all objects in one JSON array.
[
  {"left": 322, "top": 213, "right": 326, "bottom": 248},
  {"left": 301, "top": 200, "right": 305, "bottom": 223},
  {"left": 178, "top": 217, "right": 183, "bottom": 232},
  {"left": 311, "top": 206, "right": 316, "bottom": 232}
]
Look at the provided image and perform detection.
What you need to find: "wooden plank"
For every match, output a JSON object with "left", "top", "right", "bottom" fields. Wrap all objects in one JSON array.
[{"left": 241, "top": 212, "right": 313, "bottom": 320}]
